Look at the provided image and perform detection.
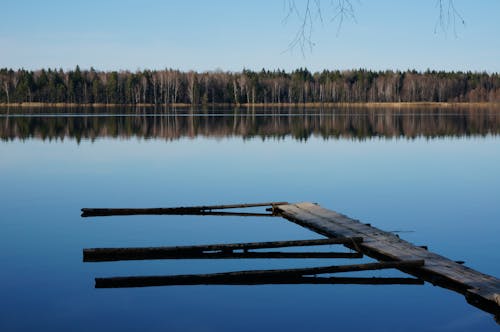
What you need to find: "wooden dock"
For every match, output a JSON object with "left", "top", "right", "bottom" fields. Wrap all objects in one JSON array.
[
  {"left": 82, "top": 201, "right": 500, "bottom": 319},
  {"left": 274, "top": 202, "right": 500, "bottom": 316}
]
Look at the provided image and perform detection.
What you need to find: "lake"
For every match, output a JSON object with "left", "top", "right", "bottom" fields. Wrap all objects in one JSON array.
[{"left": 0, "top": 106, "right": 499, "bottom": 331}]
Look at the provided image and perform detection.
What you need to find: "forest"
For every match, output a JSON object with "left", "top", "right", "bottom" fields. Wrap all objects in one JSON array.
[{"left": 1, "top": 67, "right": 499, "bottom": 105}]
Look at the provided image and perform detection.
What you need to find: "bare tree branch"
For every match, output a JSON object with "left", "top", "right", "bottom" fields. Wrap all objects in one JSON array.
[
  {"left": 435, "top": 0, "right": 466, "bottom": 36},
  {"left": 284, "top": 0, "right": 465, "bottom": 54},
  {"left": 284, "top": 0, "right": 357, "bottom": 55},
  {"left": 330, "top": 0, "right": 357, "bottom": 35}
]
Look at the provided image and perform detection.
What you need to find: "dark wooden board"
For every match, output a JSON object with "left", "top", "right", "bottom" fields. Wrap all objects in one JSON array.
[
  {"left": 83, "top": 237, "right": 363, "bottom": 261},
  {"left": 95, "top": 260, "right": 424, "bottom": 288}
]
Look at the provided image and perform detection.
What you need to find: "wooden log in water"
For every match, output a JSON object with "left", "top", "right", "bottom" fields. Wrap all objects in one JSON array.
[
  {"left": 85, "top": 251, "right": 363, "bottom": 262},
  {"left": 96, "top": 275, "right": 424, "bottom": 288},
  {"left": 83, "top": 237, "right": 364, "bottom": 262},
  {"left": 95, "top": 259, "right": 424, "bottom": 288},
  {"left": 82, "top": 210, "right": 275, "bottom": 218},
  {"left": 81, "top": 201, "right": 288, "bottom": 217}
]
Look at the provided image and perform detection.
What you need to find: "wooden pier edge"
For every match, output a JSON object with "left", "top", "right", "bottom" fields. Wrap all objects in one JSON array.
[
  {"left": 95, "top": 260, "right": 424, "bottom": 288},
  {"left": 81, "top": 202, "right": 288, "bottom": 217},
  {"left": 274, "top": 202, "right": 500, "bottom": 317},
  {"left": 95, "top": 276, "right": 424, "bottom": 288},
  {"left": 83, "top": 237, "right": 363, "bottom": 262}
]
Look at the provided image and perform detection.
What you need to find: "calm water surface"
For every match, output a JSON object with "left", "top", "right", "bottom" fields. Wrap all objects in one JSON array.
[{"left": 0, "top": 107, "right": 499, "bottom": 331}]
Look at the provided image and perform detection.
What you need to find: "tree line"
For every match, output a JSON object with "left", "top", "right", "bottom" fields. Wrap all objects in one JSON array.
[{"left": 1, "top": 66, "right": 499, "bottom": 105}]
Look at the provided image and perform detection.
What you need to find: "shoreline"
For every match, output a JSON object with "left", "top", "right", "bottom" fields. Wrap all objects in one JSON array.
[{"left": 1, "top": 102, "right": 500, "bottom": 109}]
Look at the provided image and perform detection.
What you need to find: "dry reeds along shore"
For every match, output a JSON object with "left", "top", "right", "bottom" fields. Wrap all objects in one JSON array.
[{"left": 1, "top": 101, "right": 500, "bottom": 109}]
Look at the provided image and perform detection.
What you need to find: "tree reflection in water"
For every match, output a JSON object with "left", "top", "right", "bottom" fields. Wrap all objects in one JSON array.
[{"left": 1, "top": 107, "right": 499, "bottom": 142}]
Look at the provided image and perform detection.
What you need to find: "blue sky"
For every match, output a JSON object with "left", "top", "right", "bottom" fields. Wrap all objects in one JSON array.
[{"left": 1, "top": 0, "right": 499, "bottom": 72}]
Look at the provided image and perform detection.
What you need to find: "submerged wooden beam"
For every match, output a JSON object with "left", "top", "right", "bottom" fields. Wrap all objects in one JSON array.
[
  {"left": 96, "top": 275, "right": 424, "bottom": 288},
  {"left": 81, "top": 201, "right": 288, "bottom": 217},
  {"left": 85, "top": 251, "right": 362, "bottom": 262},
  {"left": 95, "top": 260, "right": 424, "bottom": 288},
  {"left": 81, "top": 210, "right": 276, "bottom": 218},
  {"left": 84, "top": 237, "right": 363, "bottom": 262},
  {"left": 274, "top": 202, "right": 500, "bottom": 317}
]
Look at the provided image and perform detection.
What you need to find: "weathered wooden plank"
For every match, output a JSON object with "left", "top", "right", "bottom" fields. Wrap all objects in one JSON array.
[
  {"left": 84, "top": 237, "right": 363, "bottom": 261},
  {"left": 81, "top": 201, "right": 288, "bottom": 217},
  {"left": 275, "top": 202, "right": 500, "bottom": 316},
  {"left": 82, "top": 210, "right": 276, "bottom": 218},
  {"left": 84, "top": 251, "right": 363, "bottom": 262},
  {"left": 95, "top": 260, "right": 424, "bottom": 288},
  {"left": 96, "top": 275, "right": 424, "bottom": 288}
]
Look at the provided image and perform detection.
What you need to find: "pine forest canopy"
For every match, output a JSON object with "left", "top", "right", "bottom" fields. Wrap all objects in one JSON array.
[{"left": 0, "top": 67, "right": 499, "bottom": 106}]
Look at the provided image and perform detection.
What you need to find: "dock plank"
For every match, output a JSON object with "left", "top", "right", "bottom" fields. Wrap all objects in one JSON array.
[{"left": 275, "top": 202, "right": 500, "bottom": 315}]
